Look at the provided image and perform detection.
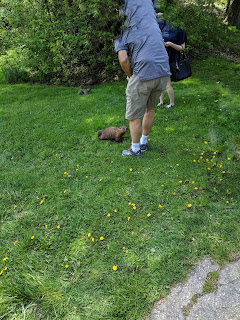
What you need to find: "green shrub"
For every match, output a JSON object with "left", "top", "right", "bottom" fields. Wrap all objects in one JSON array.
[{"left": 158, "top": 0, "right": 240, "bottom": 56}]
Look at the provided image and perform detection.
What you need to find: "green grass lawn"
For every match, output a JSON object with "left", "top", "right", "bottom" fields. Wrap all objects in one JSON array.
[{"left": 0, "top": 55, "right": 240, "bottom": 319}]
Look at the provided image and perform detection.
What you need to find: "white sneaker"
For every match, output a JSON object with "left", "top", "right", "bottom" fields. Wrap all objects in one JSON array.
[
  {"left": 166, "top": 104, "right": 175, "bottom": 109},
  {"left": 157, "top": 102, "right": 164, "bottom": 106}
]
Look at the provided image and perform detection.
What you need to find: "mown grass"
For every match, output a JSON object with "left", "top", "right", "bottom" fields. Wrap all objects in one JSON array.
[{"left": 0, "top": 55, "right": 240, "bottom": 319}]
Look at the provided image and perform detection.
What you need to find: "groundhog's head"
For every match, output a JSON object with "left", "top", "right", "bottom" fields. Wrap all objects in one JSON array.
[{"left": 119, "top": 126, "right": 127, "bottom": 132}]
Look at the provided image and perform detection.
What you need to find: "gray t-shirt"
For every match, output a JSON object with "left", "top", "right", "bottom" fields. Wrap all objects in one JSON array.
[{"left": 115, "top": 0, "right": 171, "bottom": 82}]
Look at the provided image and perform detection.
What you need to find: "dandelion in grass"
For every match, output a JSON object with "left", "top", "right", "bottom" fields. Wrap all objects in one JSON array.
[
  {"left": 64, "top": 190, "right": 67, "bottom": 193},
  {"left": 161, "top": 185, "right": 164, "bottom": 187},
  {"left": 86, "top": 176, "right": 88, "bottom": 179},
  {"left": 193, "top": 160, "right": 196, "bottom": 162},
  {"left": 65, "top": 265, "right": 69, "bottom": 268},
  {"left": 128, "top": 217, "right": 131, "bottom": 221},
  {"left": 31, "top": 236, "right": 35, "bottom": 240},
  {"left": 14, "top": 205, "right": 17, "bottom": 208},
  {"left": 159, "top": 204, "right": 162, "bottom": 208},
  {"left": 100, "top": 237, "right": 104, "bottom": 241},
  {"left": 91, "top": 238, "right": 95, "bottom": 242},
  {"left": 3, "top": 257, "right": 8, "bottom": 261},
  {"left": 14, "top": 241, "right": 18, "bottom": 245},
  {"left": 45, "top": 225, "right": 48, "bottom": 228},
  {"left": 99, "top": 179, "right": 102, "bottom": 181},
  {"left": 187, "top": 204, "right": 192, "bottom": 208},
  {"left": 113, "top": 266, "right": 118, "bottom": 271},
  {"left": 126, "top": 250, "right": 129, "bottom": 253},
  {"left": 222, "top": 171, "right": 226, "bottom": 174},
  {"left": 179, "top": 180, "right": 182, "bottom": 183},
  {"left": 107, "top": 213, "right": 111, "bottom": 217},
  {"left": 147, "top": 213, "right": 151, "bottom": 217},
  {"left": 40, "top": 200, "right": 44, "bottom": 204},
  {"left": 114, "top": 209, "right": 117, "bottom": 212},
  {"left": 128, "top": 202, "right": 131, "bottom": 205},
  {"left": 204, "top": 141, "right": 208, "bottom": 144},
  {"left": 130, "top": 168, "right": 133, "bottom": 172},
  {"left": 133, "top": 206, "right": 136, "bottom": 210},
  {"left": 195, "top": 187, "right": 198, "bottom": 190},
  {"left": 88, "top": 233, "right": 91, "bottom": 237},
  {"left": 0, "top": 271, "right": 3, "bottom": 275},
  {"left": 226, "top": 201, "right": 229, "bottom": 204},
  {"left": 227, "top": 157, "right": 231, "bottom": 160},
  {"left": 57, "top": 225, "right": 60, "bottom": 229},
  {"left": 4, "top": 267, "right": 7, "bottom": 271},
  {"left": 132, "top": 232, "right": 134, "bottom": 235}
]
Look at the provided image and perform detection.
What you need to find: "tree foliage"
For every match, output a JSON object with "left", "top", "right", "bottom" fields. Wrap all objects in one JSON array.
[
  {"left": 0, "top": 0, "right": 239, "bottom": 84},
  {"left": 0, "top": 0, "right": 123, "bottom": 84}
]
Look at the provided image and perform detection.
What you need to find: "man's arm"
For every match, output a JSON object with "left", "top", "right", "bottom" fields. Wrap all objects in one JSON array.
[{"left": 118, "top": 50, "right": 133, "bottom": 78}]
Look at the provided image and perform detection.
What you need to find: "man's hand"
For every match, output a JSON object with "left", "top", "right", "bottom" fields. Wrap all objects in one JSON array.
[{"left": 118, "top": 50, "right": 132, "bottom": 78}]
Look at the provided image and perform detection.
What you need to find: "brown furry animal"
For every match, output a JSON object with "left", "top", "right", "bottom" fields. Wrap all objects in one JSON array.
[{"left": 98, "top": 126, "right": 127, "bottom": 142}]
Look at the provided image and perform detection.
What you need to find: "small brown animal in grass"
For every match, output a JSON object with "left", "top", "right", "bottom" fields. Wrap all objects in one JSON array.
[{"left": 98, "top": 126, "right": 127, "bottom": 142}]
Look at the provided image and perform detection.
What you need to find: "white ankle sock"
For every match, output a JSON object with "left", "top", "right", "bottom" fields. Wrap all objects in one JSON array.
[
  {"left": 131, "top": 142, "right": 140, "bottom": 153},
  {"left": 140, "top": 134, "right": 148, "bottom": 145}
]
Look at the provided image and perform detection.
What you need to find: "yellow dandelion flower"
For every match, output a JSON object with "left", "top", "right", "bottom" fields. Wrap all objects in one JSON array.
[
  {"left": 207, "top": 167, "right": 211, "bottom": 170},
  {"left": 68, "top": 175, "right": 71, "bottom": 177},
  {"left": 86, "top": 176, "right": 88, "bottom": 178},
  {"left": 0, "top": 271, "right": 3, "bottom": 275},
  {"left": 177, "top": 164, "right": 180, "bottom": 166},
  {"left": 100, "top": 236, "right": 104, "bottom": 241},
  {"left": 14, "top": 241, "right": 18, "bottom": 245},
  {"left": 64, "top": 190, "right": 67, "bottom": 193},
  {"left": 126, "top": 250, "right": 129, "bottom": 253},
  {"left": 133, "top": 206, "right": 136, "bottom": 210},
  {"left": 222, "top": 171, "right": 226, "bottom": 173},
  {"left": 64, "top": 172, "right": 67, "bottom": 175},
  {"left": 226, "top": 201, "right": 229, "bottom": 204},
  {"left": 227, "top": 157, "right": 231, "bottom": 160},
  {"left": 91, "top": 238, "right": 95, "bottom": 242},
  {"left": 65, "top": 265, "right": 69, "bottom": 268},
  {"left": 4, "top": 267, "right": 7, "bottom": 271},
  {"left": 187, "top": 204, "right": 192, "bottom": 208},
  {"left": 179, "top": 180, "right": 182, "bottom": 183},
  {"left": 130, "top": 168, "right": 133, "bottom": 172},
  {"left": 14, "top": 205, "right": 17, "bottom": 208},
  {"left": 114, "top": 209, "right": 117, "bottom": 212},
  {"left": 159, "top": 204, "right": 162, "bottom": 208},
  {"left": 192, "top": 181, "right": 195, "bottom": 184},
  {"left": 113, "top": 265, "right": 118, "bottom": 271},
  {"left": 99, "top": 179, "right": 102, "bottom": 181},
  {"left": 77, "top": 164, "right": 79, "bottom": 167},
  {"left": 124, "top": 194, "right": 127, "bottom": 197},
  {"left": 128, "top": 217, "right": 131, "bottom": 221},
  {"left": 45, "top": 225, "right": 48, "bottom": 228},
  {"left": 132, "top": 203, "right": 135, "bottom": 206},
  {"left": 3, "top": 257, "right": 8, "bottom": 261},
  {"left": 132, "top": 232, "right": 134, "bottom": 235},
  {"left": 128, "top": 202, "right": 132, "bottom": 205},
  {"left": 195, "top": 187, "right": 198, "bottom": 190},
  {"left": 57, "top": 225, "right": 60, "bottom": 229},
  {"left": 147, "top": 213, "right": 151, "bottom": 217},
  {"left": 193, "top": 160, "right": 196, "bottom": 162},
  {"left": 107, "top": 213, "right": 111, "bottom": 217},
  {"left": 161, "top": 185, "right": 164, "bottom": 187},
  {"left": 31, "top": 236, "right": 35, "bottom": 240},
  {"left": 40, "top": 200, "right": 44, "bottom": 204},
  {"left": 88, "top": 233, "right": 91, "bottom": 237},
  {"left": 204, "top": 141, "right": 208, "bottom": 144}
]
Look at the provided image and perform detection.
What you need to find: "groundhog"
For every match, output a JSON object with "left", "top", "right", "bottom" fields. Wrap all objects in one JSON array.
[{"left": 98, "top": 126, "right": 127, "bottom": 142}]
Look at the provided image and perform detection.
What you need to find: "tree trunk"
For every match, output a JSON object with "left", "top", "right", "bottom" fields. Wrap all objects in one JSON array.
[{"left": 228, "top": 0, "right": 240, "bottom": 26}]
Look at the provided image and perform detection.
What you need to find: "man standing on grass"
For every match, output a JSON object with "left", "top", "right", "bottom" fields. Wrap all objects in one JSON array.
[{"left": 115, "top": 0, "right": 171, "bottom": 156}]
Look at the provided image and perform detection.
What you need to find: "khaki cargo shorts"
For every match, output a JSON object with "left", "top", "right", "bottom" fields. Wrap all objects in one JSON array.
[{"left": 125, "top": 74, "right": 170, "bottom": 120}]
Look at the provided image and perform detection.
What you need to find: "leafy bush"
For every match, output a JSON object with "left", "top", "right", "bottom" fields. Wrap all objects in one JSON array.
[
  {"left": 0, "top": 0, "right": 124, "bottom": 85},
  {"left": 159, "top": 0, "right": 240, "bottom": 56}
]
